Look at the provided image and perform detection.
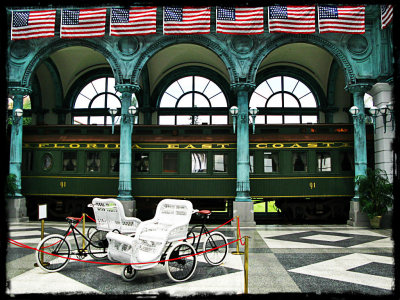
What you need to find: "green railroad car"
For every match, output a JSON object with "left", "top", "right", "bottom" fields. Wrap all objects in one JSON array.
[{"left": 20, "top": 124, "right": 374, "bottom": 223}]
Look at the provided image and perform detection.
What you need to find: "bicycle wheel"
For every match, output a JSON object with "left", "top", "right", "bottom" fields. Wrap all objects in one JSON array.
[
  {"left": 121, "top": 265, "right": 137, "bottom": 282},
  {"left": 35, "top": 234, "right": 71, "bottom": 272},
  {"left": 165, "top": 242, "right": 197, "bottom": 282},
  {"left": 88, "top": 229, "right": 108, "bottom": 260},
  {"left": 203, "top": 232, "right": 228, "bottom": 266}
]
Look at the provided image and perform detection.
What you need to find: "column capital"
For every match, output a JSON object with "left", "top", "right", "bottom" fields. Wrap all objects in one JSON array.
[
  {"left": 230, "top": 82, "right": 256, "bottom": 94},
  {"left": 8, "top": 86, "right": 32, "bottom": 96},
  {"left": 369, "top": 82, "right": 393, "bottom": 97},
  {"left": 344, "top": 83, "right": 372, "bottom": 94},
  {"left": 115, "top": 83, "right": 141, "bottom": 94}
]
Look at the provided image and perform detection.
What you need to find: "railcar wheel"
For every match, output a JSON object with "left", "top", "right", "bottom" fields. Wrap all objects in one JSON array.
[
  {"left": 121, "top": 265, "right": 137, "bottom": 282},
  {"left": 203, "top": 232, "right": 228, "bottom": 266},
  {"left": 165, "top": 242, "right": 197, "bottom": 282},
  {"left": 35, "top": 234, "right": 71, "bottom": 272}
]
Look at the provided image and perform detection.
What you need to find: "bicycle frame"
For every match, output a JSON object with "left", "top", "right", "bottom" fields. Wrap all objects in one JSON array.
[
  {"left": 61, "top": 221, "right": 96, "bottom": 254},
  {"left": 188, "top": 219, "right": 213, "bottom": 252}
]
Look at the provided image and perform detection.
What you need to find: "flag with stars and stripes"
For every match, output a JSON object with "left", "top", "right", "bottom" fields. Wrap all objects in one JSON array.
[
  {"left": 318, "top": 5, "right": 365, "bottom": 34},
  {"left": 381, "top": 5, "right": 393, "bottom": 29},
  {"left": 163, "top": 7, "right": 210, "bottom": 35},
  {"left": 110, "top": 7, "right": 157, "bottom": 36},
  {"left": 268, "top": 5, "right": 315, "bottom": 34},
  {"left": 61, "top": 8, "right": 106, "bottom": 38},
  {"left": 11, "top": 10, "right": 56, "bottom": 40},
  {"left": 216, "top": 7, "right": 264, "bottom": 34}
]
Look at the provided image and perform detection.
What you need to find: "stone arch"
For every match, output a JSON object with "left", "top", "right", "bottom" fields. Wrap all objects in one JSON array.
[
  {"left": 248, "top": 34, "right": 356, "bottom": 86},
  {"left": 130, "top": 35, "right": 238, "bottom": 85},
  {"left": 21, "top": 39, "right": 123, "bottom": 88}
]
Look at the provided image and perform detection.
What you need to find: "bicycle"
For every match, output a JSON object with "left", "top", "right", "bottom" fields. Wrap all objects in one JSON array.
[
  {"left": 35, "top": 216, "right": 108, "bottom": 273},
  {"left": 186, "top": 209, "right": 228, "bottom": 266}
]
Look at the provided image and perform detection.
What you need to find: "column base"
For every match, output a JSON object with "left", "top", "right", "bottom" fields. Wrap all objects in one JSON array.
[
  {"left": 231, "top": 201, "right": 256, "bottom": 227},
  {"left": 117, "top": 197, "right": 136, "bottom": 217},
  {"left": 7, "top": 195, "right": 29, "bottom": 222},
  {"left": 347, "top": 200, "right": 370, "bottom": 227}
]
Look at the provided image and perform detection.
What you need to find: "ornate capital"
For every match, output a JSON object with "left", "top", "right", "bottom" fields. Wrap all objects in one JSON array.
[
  {"left": 230, "top": 82, "right": 256, "bottom": 94},
  {"left": 8, "top": 86, "right": 32, "bottom": 96},
  {"left": 344, "top": 83, "right": 372, "bottom": 94},
  {"left": 115, "top": 83, "right": 141, "bottom": 94}
]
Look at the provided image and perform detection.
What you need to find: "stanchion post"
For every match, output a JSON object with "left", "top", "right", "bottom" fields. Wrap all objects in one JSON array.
[
  {"left": 232, "top": 216, "right": 244, "bottom": 255},
  {"left": 244, "top": 236, "right": 249, "bottom": 294},
  {"left": 40, "top": 219, "right": 45, "bottom": 263},
  {"left": 82, "top": 213, "right": 86, "bottom": 250}
]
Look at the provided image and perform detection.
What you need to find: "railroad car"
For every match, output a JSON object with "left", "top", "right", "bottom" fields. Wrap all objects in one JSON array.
[{"left": 19, "top": 123, "right": 374, "bottom": 223}]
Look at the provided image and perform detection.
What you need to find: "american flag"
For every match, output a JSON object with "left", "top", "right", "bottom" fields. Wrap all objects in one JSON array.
[
  {"left": 381, "top": 5, "right": 393, "bottom": 29},
  {"left": 11, "top": 10, "right": 56, "bottom": 40},
  {"left": 110, "top": 7, "right": 157, "bottom": 36},
  {"left": 216, "top": 7, "right": 264, "bottom": 34},
  {"left": 163, "top": 7, "right": 210, "bottom": 35},
  {"left": 268, "top": 5, "right": 315, "bottom": 34},
  {"left": 61, "top": 8, "right": 106, "bottom": 38},
  {"left": 318, "top": 5, "right": 365, "bottom": 34}
]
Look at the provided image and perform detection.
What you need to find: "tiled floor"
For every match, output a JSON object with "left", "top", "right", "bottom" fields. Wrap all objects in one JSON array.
[{"left": 5, "top": 221, "right": 395, "bottom": 296}]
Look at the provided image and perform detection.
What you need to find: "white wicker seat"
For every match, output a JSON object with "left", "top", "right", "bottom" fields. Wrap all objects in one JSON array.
[
  {"left": 90, "top": 198, "right": 141, "bottom": 235},
  {"left": 106, "top": 199, "right": 193, "bottom": 270}
]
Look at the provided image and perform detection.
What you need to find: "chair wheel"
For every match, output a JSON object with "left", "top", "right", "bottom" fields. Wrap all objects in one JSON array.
[{"left": 121, "top": 265, "right": 137, "bottom": 282}]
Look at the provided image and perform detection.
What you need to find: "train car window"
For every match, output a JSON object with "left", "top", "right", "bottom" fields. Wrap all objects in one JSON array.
[
  {"left": 264, "top": 152, "right": 279, "bottom": 172},
  {"left": 163, "top": 153, "right": 178, "bottom": 173},
  {"left": 340, "top": 152, "right": 354, "bottom": 171},
  {"left": 250, "top": 154, "right": 254, "bottom": 173},
  {"left": 86, "top": 152, "right": 100, "bottom": 172},
  {"left": 63, "top": 152, "right": 77, "bottom": 171},
  {"left": 214, "top": 154, "right": 227, "bottom": 173},
  {"left": 317, "top": 152, "right": 332, "bottom": 172},
  {"left": 292, "top": 152, "right": 307, "bottom": 172},
  {"left": 42, "top": 153, "right": 52, "bottom": 171},
  {"left": 134, "top": 153, "right": 149, "bottom": 172},
  {"left": 192, "top": 152, "right": 207, "bottom": 173},
  {"left": 22, "top": 150, "right": 34, "bottom": 172},
  {"left": 110, "top": 152, "right": 119, "bottom": 172}
]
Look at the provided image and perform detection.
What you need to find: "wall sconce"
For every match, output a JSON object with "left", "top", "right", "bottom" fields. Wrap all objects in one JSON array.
[
  {"left": 350, "top": 103, "right": 394, "bottom": 133},
  {"left": 229, "top": 106, "right": 259, "bottom": 134},
  {"left": 123, "top": 105, "right": 137, "bottom": 124},
  {"left": 229, "top": 106, "right": 239, "bottom": 134},
  {"left": 108, "top": 107, "right": 118, "bottom": 134},
  {"left": 249, "top": 107, "right": 259, "bottom": 134},
  {"left": 13, "top": 108, "right": 23, "bottom": 135}
]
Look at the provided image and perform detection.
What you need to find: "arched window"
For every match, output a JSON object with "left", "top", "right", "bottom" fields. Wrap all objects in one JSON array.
[
  {"left": 158, "top": 75, "right": 228, "bottom": 125},
  {"left": 250, "top": 75, "right": 319, "bottom": 124},
  {"left": 72, "top": 77, "right": 135, "bottom": 125}
]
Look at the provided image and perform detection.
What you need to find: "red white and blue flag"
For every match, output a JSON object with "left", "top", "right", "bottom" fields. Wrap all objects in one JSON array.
[
  {"left": 163, "top": 7, "right": 210, "bottom": 35},
  {"left": 61, "top": 8, "right": 106, "bottom": 38},
  {"left": 381, "top": 5, "right": 393, "bottom": 29},
  {"left": 110, "top": 7, "right": 157, "bottom": 36},
  {"left": 268, "top": 5, "right": 315, "bottom": 34},
  {"left": 11, "top": 10, "right": 56, "bottom": 40},
  {"left": 216, "top": 7, "right": 264, "bottom": 34},
  {"left": 318, "top": 5, "right": 365, "bottom": 34}
]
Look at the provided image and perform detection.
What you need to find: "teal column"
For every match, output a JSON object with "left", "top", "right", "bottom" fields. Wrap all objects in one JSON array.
[
  {"left": 114, "top": 83, "right": 140, "bottom": 217},
  {"left": 8, "top": 87, "right": 31, "bottom": 222},
  {"left": 231, "top": 83, "right": 256, "bottom": 227},
  {"left": 346, "top": 83, "right": 371, "bottom": 226}
]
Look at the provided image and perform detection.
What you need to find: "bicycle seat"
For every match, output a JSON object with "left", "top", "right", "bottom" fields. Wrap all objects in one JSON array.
[
  {"left": 197, "top": 210, "right": 211, "bottom": 216},
  {"left": 66, "top": 216, "right": 81, "bottom": 224}
]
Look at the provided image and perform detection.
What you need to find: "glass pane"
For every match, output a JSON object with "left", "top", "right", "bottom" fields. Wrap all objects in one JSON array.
[
  {"left": 197, "top": 115, "right": 210, "bottom": 125},
  {"left": 23, "top": 150, "right": 34, "bottom": 172},
  {"left": 80, "top": 83, "right": 96, "bottom": 99},
  {"left": 74, "top": 116, "right": 88, "bottom": 125},
  {"left": 91, "top": 78, "right": 106, "bottom": 94},
  {"left": 159, "top": 115, "right": 175, "bottom": 125},
  {"left": 250, "top": 154, "right": 254, "bottom": 173},
  {"left": 191, "top": 152, "right": 207, "bottom": 173},
  {"left": 302, "top": 115, "right": 318, "bottom": 124},
  {"left": 212, "top": 115, "right": 228, "bottom": 124},
  {"left": 267, "top": 94, "right": 282, "bottom": 107},
  {"left": 214, "top": 154, "right": 227, "bottom": 173},
  {"left": 267, "top": 76, "right": 282, "bottom": 93},
  {"left": 266, "top": 115, "right": 283, "bottom": 124},
  {"left": 317, "top": 152, "right": 331, "bottom": 172},
  {"left": 110, "top": 152, "right": 119, "bottom": 172},
  {"left": 255, "top": 115, "right": 266, "bottom": 124},
  {"left": 163, "top": 153, "right": 178, "bottom": 173},
  {"left": 194, "top": 94, "right": 210, "bottom": 107},
  {"left": 165, "top": 81, "right": 184, "bottom": 97},
  {"left": 106, "top": 115, "right": 120, "bottom": 125},
  {"left": 284, "top": 115, "right": 300, "bottom": 124},
  {"left": 42, "top": 153, "right": 52, "bottom": 171},
  {"left": 194, "top": 76, "right": 209, "bottom": 93},
  {"left": 283, "top": 94, "right": 299, "bottom": 107},
  {"left": 75, "top": 94, "right": 90, "bottom": 109},
  {"left": 292, "top": 152, "right": 307, "bottom": 172},
  {"left": 177, "top": 94, "right": 193, "bottom": 107},
  {"left": 209, "top": 93, "right": 227, "bottom": 107},
  {"left": 177, "top": 76, "right": 193, "bottom": 93},
  {"left": 107, "top": 94, "right": 121, "bottom": 109},
  {"left": 254, "top": 81, "right": 273, "bottom": 99},
  {"left": 293, "top": 81, "right": 311, "bottom": 98},
  {"left": 203, "top": 80, "right": 220, "bottom": 98},
  {"left": 299, "top": 93, "right": 317, "bottom": 108},
  {"left": 160, "top": 93, "right": 177, "bottom": 108},
  {"left": 340, "top": 152, "right": 354, "bottom": 171},
  {"left": 177, "top": 115, "right": 192, "bottom": 125},
  {"left": 90, "top": 116, "right": 105, "bottom": 125},
  {"left": 134, "top": 152, "right": 149, "bottom": 172},
  {"left": 264, "top": 152, "right": 279, "bottom": 172},
  {"left": 91, "top": 95, "right": 105, "bottom": 109},
  {"left": 283, "top": 76, "right": 298, "bottom": 93},
  {"left": 87, "top": 152, "right": 101, "bottom": 172},
  {"left": 63, "top": 152, "right": 77, "bottom": 171},
  {"left": 249, "top": 93, "right": 268, "bottom": 108},
  {"left": 107, "top": 77, "right": 116, "bottom": 93}
]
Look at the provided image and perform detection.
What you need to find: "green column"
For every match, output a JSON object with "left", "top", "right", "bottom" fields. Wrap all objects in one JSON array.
[
  {"left": 114, "top": 83, "right": 140, "bottom": 217},
  {"left": 231, "top": 83, "right": 256, "bottom": 227},
  {"left": 346, "top": 83, "right": 371, "bottom": 226},
  {"left": 8, "top": 87, "right": 31, "bottom": 222}
]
